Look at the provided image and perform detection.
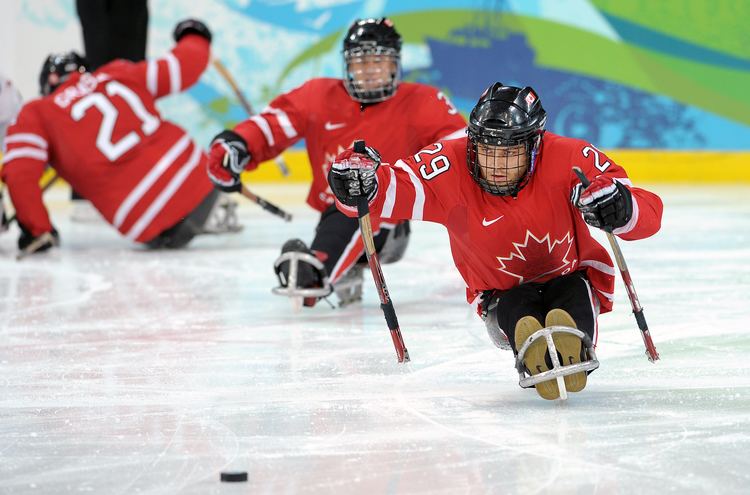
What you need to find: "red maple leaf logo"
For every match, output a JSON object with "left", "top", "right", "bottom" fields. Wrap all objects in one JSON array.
[{"left": 496, "top": 230, "right": 576, "bottom": 284}]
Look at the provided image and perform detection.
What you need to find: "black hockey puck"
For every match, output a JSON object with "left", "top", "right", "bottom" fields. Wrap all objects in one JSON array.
[{"left": 220, "top": 471, "right": 248, "bottom": 482}]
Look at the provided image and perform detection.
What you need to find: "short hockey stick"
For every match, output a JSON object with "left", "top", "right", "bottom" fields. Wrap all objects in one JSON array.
[
  {"left": 573, "top": 167, "right": 659, "bottom": 362},
  {"left": 353, "top": 140, "right": 409, "bottom": 363},
  {"left": 240, "top": 184, "right": 292, "bottom": 222},
  {"left": 212, "top": 58, "right": 290, "bottom": 177}
]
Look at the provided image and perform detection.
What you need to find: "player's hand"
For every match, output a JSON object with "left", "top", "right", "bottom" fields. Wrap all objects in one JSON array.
[
  {"left": 18, "top": 225, "right": 59, "bottom": 254},
  {"left": 173, "top": 19, "right": 212, "bottom": 43},
  {"left": 206, "top": 130, "right": 251, "bottom": 193},
  {"left": 572, "top": 175, "right": 632, "bottom": 231},
  {"left": 328, "top": 145, "right": 381, "bottom": 207}
]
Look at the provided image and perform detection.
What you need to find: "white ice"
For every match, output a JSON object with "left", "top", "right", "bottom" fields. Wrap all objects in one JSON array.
[{"left": 1, "top": 184, "right": 749, "bottom": 494}]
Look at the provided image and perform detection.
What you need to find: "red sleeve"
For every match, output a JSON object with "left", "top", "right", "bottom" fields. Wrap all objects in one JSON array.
[
  {"left": 570, "top": 142, "right": 663, "bottom": 240},
  {"left": 129, "top": 34, "right": 210, "bottom": 99},
  {"left": 411, "top": 86, "right": 467, "bottom": 143},
  {"left": 335, "top": 140, "right": 460, "bottom": 225},
  {"left": 1, "top": 104, "right": 53, "bottom": 236},
  {"left": 231, "top": 82, "right": 308, "bottom": 171}
]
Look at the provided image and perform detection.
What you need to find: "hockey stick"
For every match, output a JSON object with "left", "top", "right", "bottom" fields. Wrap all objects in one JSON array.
[
  {"left": 2, "top": 172, "right": 60, "bottom": 229},
  {"left": 353, "top": 140, "right": 409, "bottom": 363},
  {"left": 211, "top": 58, "right": 290, "bottom": 177},
  {"left": 573, "top": 167, "right": 659, "bottom": 362},
  {"left": 239, "top": 184, "right": 292, "bottom": 222}
]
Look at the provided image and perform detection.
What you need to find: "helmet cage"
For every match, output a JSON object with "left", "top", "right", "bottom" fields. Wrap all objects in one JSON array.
[
  {"left": 467, "top": 126, "right": 543, "bottom": 196},
  {"left": 343, "top": 45, "right": 401, "bottom": 104}
]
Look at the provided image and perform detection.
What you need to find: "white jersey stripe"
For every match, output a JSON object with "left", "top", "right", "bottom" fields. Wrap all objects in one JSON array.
[
  {"left": 579, "top": 259, "right": 616, "bottom": 277},
  {"left": 613, "top": 193, "right": 639, "bottom": 235},
  {"left": 3, "top": 147, "right": 48, "bottom": 163},
  {"left": 265, "top": 107, "right": 297, "bottom": 139},
  {"left": 114, "top": 135, "right": 191, "bottom": 228},
  {"left": 438, "top": 126, "right": 467, "bottom": 141},
  {"left": 249, "top": 115, "right": 275, "bottom": 146},
  {"left": 392, "top": 159, "right": 425, "bottom": 221},
  {"left": 164, "top": 53, "right": 181, "bottom": 95},
  {"left": 329, "top": 229, "right": 364, "bottom": 284},
  {"left": 146, "top": 60, "right": 158, "bottom": 96},
  {"left": 4, "top": 133, "right": 48, "bottom": 149},
  {"left": 381, "top": 168, "right": 397, "bottom": 218},
  {"left": 125, "top": 144, "right": 202, "bottom": 241},
  {"left": 582, "top": 277, "right": 601, "bottom": 346}
]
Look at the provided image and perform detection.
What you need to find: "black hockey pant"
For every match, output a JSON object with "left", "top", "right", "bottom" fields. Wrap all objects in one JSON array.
[{"left": 483, "top": 271, "right": 599, "bottom": 353}]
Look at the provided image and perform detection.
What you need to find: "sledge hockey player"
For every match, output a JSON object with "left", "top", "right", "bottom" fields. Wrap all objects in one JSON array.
[
  {"left": 1, "top": 19, "right": 239, "bottom": 256},
  {"left": 206, "top": 17, "right": 466, "bottom": 307},
  {"left": 328, "top": 82, "right": 663, "bottom": 399}
]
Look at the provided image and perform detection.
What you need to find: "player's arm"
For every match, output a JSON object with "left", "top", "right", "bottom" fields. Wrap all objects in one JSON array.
[
  {"left": 328, "top": 141, "right": 453, "bottom": 225},
  {"left": 1, "top": 105, "right": 59, "bottom": 251},
  {"left": 570, "top": 143, "right": 663, "bottom": 240},
  {"left": 207, "top": 83, "right": 308, "bottom": 191},
  {"left": 133, "top": 19, "right": 212, "bottom": 100}
]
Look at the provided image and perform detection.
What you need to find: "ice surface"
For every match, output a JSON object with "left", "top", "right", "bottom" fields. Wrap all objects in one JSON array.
[{"left": 1, "top": 184, "right": 749, "bottom": 494}]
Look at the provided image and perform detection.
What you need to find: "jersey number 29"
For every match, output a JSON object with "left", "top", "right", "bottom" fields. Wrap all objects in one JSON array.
[{"left": 415, "top": 142, "right": 451, "bottom": 180}]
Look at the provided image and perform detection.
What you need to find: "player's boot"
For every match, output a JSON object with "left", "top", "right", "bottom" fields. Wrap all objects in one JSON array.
[
  {"left": 333, "top": 264, "right": 364, "bottom": 307},
  {"left": 514, "top": 315, "right": 561, "bottom": 400},
  {"left": 274, "top": 239, "right": 331, "bottom": 307},
  {"left": 202, "top": 193, "right": 242, "bottom": 234},
  {"left": 545, "top": 308, "right": 587, "bottom": 393}
]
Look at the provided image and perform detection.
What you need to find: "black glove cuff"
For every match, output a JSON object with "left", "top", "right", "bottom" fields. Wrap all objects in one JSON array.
[
  {"left": 614, "top": 180, "right": 633, "bottom": 226},
  {"left": 212, "top": 130, "right": 247, "bottom": 147},
  {"left": 174, "top": 19, "right": 212, "bottom": 43}
]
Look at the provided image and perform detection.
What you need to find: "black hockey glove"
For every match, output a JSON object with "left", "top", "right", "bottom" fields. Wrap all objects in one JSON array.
[
  {"left": 173, "top": 19, "right": 212, "bottom": 43},
  {"left": 328, "top": 145, "right": 381, "bottom": 207},
  {"left": 572, "top": 176, "right": 633, "bottom": 231},
  {"left": 207, "top": 130, "right": 251, "bottom": 193},
  {"left": 18, "top": 224, "right": 59, "bottom": 254}
]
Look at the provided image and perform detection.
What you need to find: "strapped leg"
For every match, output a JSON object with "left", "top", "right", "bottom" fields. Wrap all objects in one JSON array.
[
  {"left": 513, "top": 316, "right": 562, "bottom": 400},
  {"left": 201, "top": 192, "right": 243, "bottom": 234},
  {"left": 272, "top": 239, "right": 332, "bottom": 308},
  {"left": 545, "top": 309, "right": 587, "bottom": 393},
  {"left": 333, "top": 263, "right": 364, "bottom": 307},
  {"left": 515, "top": 320, "right": 599, "bottom": 400}
]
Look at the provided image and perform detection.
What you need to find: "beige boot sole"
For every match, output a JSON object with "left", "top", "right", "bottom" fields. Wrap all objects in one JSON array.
[
  {"left": 514, "top": 316, "right": 560, "bottom": 400},
  {"left": 545, "top": 309, "right": 587, "bottom": 393}
]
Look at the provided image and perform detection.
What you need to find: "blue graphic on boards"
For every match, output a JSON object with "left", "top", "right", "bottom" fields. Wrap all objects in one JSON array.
[{"left": 403, "top": 31, "right": 748, "bottom": 149}]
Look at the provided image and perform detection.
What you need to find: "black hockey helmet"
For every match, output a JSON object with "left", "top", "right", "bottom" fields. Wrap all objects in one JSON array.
[
  {"left": 39, "top": 51, "right": 88, "bottom": 96},
  {"left": 342, "top": 18, "right": 402, "bottom": 103},
  {"left": 467, "top": 82, "right": 547, "bottom": 196}
]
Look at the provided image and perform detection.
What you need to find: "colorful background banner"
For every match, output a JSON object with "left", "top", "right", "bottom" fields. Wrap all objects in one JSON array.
[{"left": 3, "top": 0, "right": 749, "bottom": 181}]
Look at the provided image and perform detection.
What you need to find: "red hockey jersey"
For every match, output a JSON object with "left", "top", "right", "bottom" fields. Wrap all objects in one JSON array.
[
  {"left": 233, "top": 78, "right": 467, "bottom": 212},
  {"left": 336, "top": 133, "right": 663, "bottom": 313},
  {"left": 1, "top": 35, "right": 213, "bottom": 242}
]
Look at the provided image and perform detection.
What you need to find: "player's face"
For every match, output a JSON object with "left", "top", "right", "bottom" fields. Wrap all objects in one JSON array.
[
  {"left": 347, "top": 53, "right": 397, "bottom": 91},
  {"left": 476, "top": 143, "right": 529, "bottom": 186}
]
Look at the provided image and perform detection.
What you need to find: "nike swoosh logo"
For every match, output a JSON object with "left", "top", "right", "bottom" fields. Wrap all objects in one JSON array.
[
  {"left": 482, "top": 215, "right": 504, "bottom": 226},
  {"left": 324, "top": 121, "right": 346, "bottom": 131}
]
